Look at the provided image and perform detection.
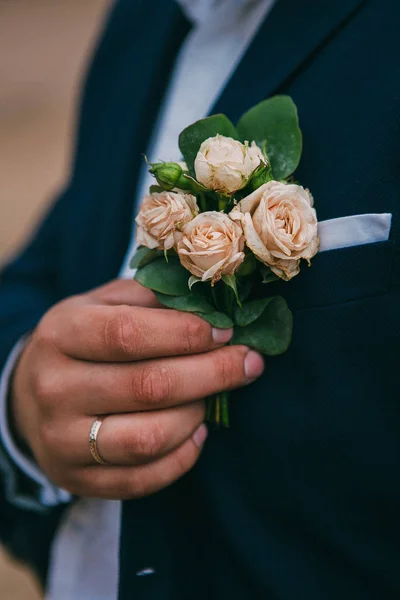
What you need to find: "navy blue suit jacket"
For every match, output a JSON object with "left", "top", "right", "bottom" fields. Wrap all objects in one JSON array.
[{"left": 1, "top": 0, "right": 399, "bottom": 597}]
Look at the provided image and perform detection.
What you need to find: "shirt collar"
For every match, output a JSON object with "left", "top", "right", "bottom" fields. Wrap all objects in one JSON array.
[{"left": 177, "top": 0, "right": 255, "bottom": 25}]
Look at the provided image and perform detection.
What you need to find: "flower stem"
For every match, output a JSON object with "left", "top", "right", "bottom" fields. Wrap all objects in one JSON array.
[
  {"left": 218, "top": 195, "right": 228, "bottom": 212},
  {"left": 221, "top": 391, "right": 230, "bottom": 427},
  {"left": 199, "top": 192, "right": 207, "bottom": 212},
  {"left": 206, "top": 392, "right": 230, "bottom": 428}
]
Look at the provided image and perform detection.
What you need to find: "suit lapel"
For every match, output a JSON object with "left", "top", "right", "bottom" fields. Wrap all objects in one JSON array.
[
  {"left": 212, "top": 0, "right": 366, "bottom": 121},
  {"left": 66, "top": 0, "right": 190, "bottom": 290}
]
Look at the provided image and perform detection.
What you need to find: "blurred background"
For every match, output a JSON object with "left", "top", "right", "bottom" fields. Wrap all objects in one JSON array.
[{"left": 0, "top": 1, "right": 110, "bottom": 597}]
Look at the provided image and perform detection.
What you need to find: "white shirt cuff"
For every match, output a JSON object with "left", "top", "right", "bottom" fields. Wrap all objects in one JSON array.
[{"left": 0, "top": 336, "right": 71, "bottom": 506}]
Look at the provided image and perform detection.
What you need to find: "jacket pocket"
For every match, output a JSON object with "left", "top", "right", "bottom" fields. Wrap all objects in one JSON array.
[{"left": 268, "top": 240, "right": 395, "bottom": 311}]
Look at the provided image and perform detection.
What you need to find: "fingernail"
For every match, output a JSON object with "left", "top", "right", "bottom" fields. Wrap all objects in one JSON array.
[
  {"left": 192, "top": 423, "right": 208, "bottom": 448},
  {"left": 212, "top": 327, "right": 233, "bottom": 344},
  {"left": 244, "top": 350, "right": 265, "bottom": 381}
]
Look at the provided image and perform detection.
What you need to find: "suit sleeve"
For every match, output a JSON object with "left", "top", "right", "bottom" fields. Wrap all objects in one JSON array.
[
  {"left": 0, "top": 188, "right": 74, "bottom": 565},
  {"left": 0, "top": 336, "right": 72, "bottom": 508}
]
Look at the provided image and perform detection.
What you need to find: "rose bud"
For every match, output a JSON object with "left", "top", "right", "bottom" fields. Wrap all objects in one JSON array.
[
  {"left": 230, "top": 181, "right": 319, "bottom": 281},
  {"left": 194, "top": 135, "right": 266, "bottom": 194},
  {"left": 149, "top": 161, "right": 190, "bottom": 191},
  {"left": 177, "top": 211, "right": 245, "bottom": 285},
  {"left": 136, "top": 191, "right": 199, "bottom": 250},
  {"left": 247, "top": 163, "right": 273, "bottom": 192}
]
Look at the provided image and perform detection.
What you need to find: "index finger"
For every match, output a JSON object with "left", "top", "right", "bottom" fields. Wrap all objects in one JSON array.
[{"left": 52, "top": 303, "right": 233, "bottom": 361}]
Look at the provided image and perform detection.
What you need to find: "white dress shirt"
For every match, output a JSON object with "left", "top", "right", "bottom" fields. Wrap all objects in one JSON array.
[{"left": 0, "top": 1, "right": 277, "bottom": 598}]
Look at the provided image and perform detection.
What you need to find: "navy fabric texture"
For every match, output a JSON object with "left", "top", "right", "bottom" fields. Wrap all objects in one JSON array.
[
  {"left": 120, "top": 0, "right": 400, "bottom": 598},
  {"left": 0, "top": 0, "right": 398, "bottom": 597}
]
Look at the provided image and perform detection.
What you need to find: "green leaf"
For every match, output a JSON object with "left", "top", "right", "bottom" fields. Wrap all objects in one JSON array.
[
  {"left": 260, "top": 265, "right": 279, "bottom": 284},
  {"left": 236, "top": 253, "right": 257, "bottom": 277},
  {"left": 237, "top": 277, "right": 254, "bottom": 303},
  {"left": 149, "top": 185, "right": 164, "bottom": 194},
  {"left": 195, "top": 311, "right": 234, "bottom": 329},
  {"left": 236, "top": 95, "right": 302, "bottom": 180},
  {"left": 232, "top": 296, "right": 293, "bottom": 355},
  {"left": 179, "top": 114, "right": 238, "bottom": 173},
  {"left": 154, "top": 292, "right": 215, "bottom": 314},
  {"left": 234, "top": 297, "right": 276, "bottom": 327},
  {"left": 135, "top": 257, "right": 190, "bottom": 296},
  {"left": 222, "top": 274, "right": 242, "bottom": 307},
  {"left": 129, "top": 246, "right": 162, "bottom": 269}
]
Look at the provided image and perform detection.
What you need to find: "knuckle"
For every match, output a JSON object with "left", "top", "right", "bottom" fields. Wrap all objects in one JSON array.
[
  {"left": 64, "top": 470, "right": 95, "bottom": 497},
  {"left": 64, "top": 468, "right": 107, "bottom": 498},
  {"left": 34, "top": 320, "right": 56, "bottom": 350},
  {"left": 104, "top": 308, "right": 136, "bottom": 356},
  {"left": 214, "top": 353, "right": 234, "bottom": 389},
  {"left": 32, "top": 371, "right": 58, "bottom": 407},
  {"left": 39, "top": 420, "right": 60, "bottom": 453},
  {"left": 89, "top": 474, "right": 117, "bottom": 498},
  {"left": 181, "top": 316, "right": 207, "bottom": 353},
  {"left": 122, "top": 471, "right": 148, "bottom": 499},
  {"left": 130, "top": 422, "right": 165, "bottom": 461},
  {"left": 134, "top": 365, "right": 174, "bottom": 407}
]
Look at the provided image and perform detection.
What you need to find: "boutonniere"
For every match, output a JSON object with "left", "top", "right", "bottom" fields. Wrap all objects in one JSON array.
[{"left": 131, "top": 96, "right": 319, "bottom": 426}]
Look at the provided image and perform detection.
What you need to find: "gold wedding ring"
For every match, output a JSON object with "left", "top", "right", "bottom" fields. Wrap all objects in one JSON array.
[{"left": 89, "top": 418, "right": 109, "bottom": 465}]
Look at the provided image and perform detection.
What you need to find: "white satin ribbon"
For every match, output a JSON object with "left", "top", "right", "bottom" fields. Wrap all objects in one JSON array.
[{"left": 318, "top": 213, "right": 392, "bottom": 253}]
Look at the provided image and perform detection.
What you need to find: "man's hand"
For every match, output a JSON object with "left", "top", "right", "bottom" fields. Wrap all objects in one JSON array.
[{"left": 11, "top": 280, "right": 264, "bottom": 499}]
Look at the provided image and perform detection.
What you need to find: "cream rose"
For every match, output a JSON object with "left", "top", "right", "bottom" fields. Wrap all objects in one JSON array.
[
  {"left": 177, "top": 211, "right": 245, "bottom": 284},
  {"left": 230, "top": 181, "right": 319, "bottom": 281},
  {"left": 135, "top": 191, "right": 198, "bottom": 250},
  {"left": 194, "top": 135, "right": 265, "bottom": 194}
]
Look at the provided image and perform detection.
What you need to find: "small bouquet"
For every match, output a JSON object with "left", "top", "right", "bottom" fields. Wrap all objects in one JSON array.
[{"left": 131, "top": 95, "right": 319, "bottom": 426}]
